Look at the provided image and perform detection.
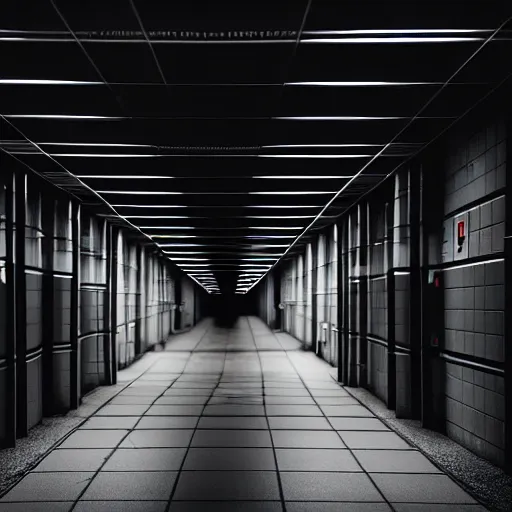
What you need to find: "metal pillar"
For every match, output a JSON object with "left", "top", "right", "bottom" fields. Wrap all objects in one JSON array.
[
  {"left": 70, "top": 200, "right": 80, "bottom": 409},
  {"left": 386, "top": 179, "right": 396, "bottom": 411}
]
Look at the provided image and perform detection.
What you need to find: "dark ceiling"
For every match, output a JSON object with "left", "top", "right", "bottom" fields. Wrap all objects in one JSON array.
[{"left": 1, "top": 0, "right": 511, "bottom": 294}]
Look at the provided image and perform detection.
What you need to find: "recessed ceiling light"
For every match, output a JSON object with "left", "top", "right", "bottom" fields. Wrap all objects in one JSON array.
[
  {"left": 40, "top": 142, "right": 154, "bottom": 148},
  {"left": 3, "top": 114, "right": 121, "bottom": 119},
  {"left": 140, "top": 226, "right": 194, "bottom": 229},
  {"left": 98, "top": 191, "right": 182, "bottom": 195},
  {"left": 113, "top": 205, "right": 183, "bottom": 208},
  {"left": 0, "top": 79, "right": 102, "bottom": 85},
  {"left": 261, "top": 144, "right": 381, "bottom": 148},
  {"left": 245, "top": 215, "right": 315, "bottom": 219},
  {"left": 78, "top": 175, "right": 173, "bottom": 179},
  {"left": 55, "top": 153, "right": 158, "bottom": 157},
  {"left": 256, "top": 175, "right": 355, "bottom": 178},
  {"left": 151, "top": 235, "right": 196, "bottom": 238},
  {"left": 301, "top": 37, "right": 484, "bottom": 43},
  {"left": 274, "top": 116, "right": 404, "bottom": 121},
  {"left": 302, "top": 29, "right": 490, "bottom": 35},
  {"left": 250, "top": 205, "right": 320, "bottom": 208},
  {"left": 249, "top": 191, "right": 333, "bottom": 195},
  {"left": 285, "top": 82, "right": 440, "bottom": 86}
]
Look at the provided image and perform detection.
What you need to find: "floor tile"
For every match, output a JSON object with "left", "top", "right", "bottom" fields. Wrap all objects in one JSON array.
[
  {"left": 197, "top": 416, "right": 268, "bottom": 429},
  {"left": 321, "top": 405, "right": 374, "bottom": 417},
  {"left": 74, "top": 502, "right": 167, "bottom": 512},
  {"left": 331, "top": 418, "right": 389, "bottom": 431},
  {"left": 314, "top": 396, "right": 360, "bottom": 406},
  {"left": 286, "top": 503, "right": 391, "bottom": 511},
  {"left": 183, "top": 447, "right": 276, "bottom": 470},
  {"left": 271, "top": 430, "right": 345, "bottom": 448},
  {"left": 264, "top": 396, "right": 316, "bottom": 405},
  {"left": 264, "top": 388, "right": 311, "bottom": 396},
  {"left": 174, "top": 471, "right": 280, "bottom": 500},
  {"left": 103, "top": 448, "right": 187, "bottom": 471},
  {"left": 208, "top": 396, "right": 263, "bottom": 405},
  {"left": 79, "top": 416, "right": 140, "bottom": 430},
  {"left": 145, "top": 405, "right": 204, "bottom": 416},
  {"left": 169, "top": 503, "right": 282, "bottom": 512},
  {"left": 95, "top": 404, "right": 149, "bottom": 416},
  {"left": 264, "top": 382, "right": 305, "bottom": 388},
  {"left": 354, "top": 450, "right": 441, "bottom": 473},
  {"left": 339, "top": 431, "right": 412, "bottom": 450},
  {"left": 0, "top": 472, "right": 94, "bottom": 502},
  {"left": 268, "top": 417, "right": 332, "bottom": 430},
  {"left": 203, "top": 405, "right": 265, "bottom": 416},
  {"left": 110, "top": 395, "right": 156, "bottom": 405},
  {"left": 136, "top": 416, "right": 199, "bottom": 429},
  {"left": 191, "top": 429, "right": 272, "bottom": 447},
  {"left": 266, "top": 405, "right": 322, "bottom": 416},
  {"left": 172, "top": 382, "right": 217, "bottom": 389},
  {"left": 120, "top": 429, "right": 194, "bottom": 447},
  {"left": 306, "top": 383, "right": 344, "bottom": 390},
  {"left": 33, "top": 448, "right": 112, "bottom": 472},
  {"left": 82, "top": 471, "right": 177, "bottom": 500},
  {"left": 58, "top": 429, "right": 129, "bottom": 449},
  {"left": 276, "top": 448, "right": 362, "bottom": 472},
  {"left": 280, "top": 472, "right": 384, "bottom": 501},
  {"left": 0, "top": 504, "right": 73, "bottom": 512},
  {"left": 372, "top": 473, "right": 477, "bottom": 503},
  {"left": 213, "top": 389, "right": 264, "bottom": 397},
  {"left": 309, "top": 390, "right": 350, "bottom": 397},
  {"left": 119, "top": 387, "right": 167, "bottom": 396},
  {"left": 392, "top": 505, "right": 487, "bottom": 512},
  {"left": 164, "top": 389, "right": 212, "bottom": 396},
  {"left": 155, "top": 396, "right": 209, "bottom": 405}
]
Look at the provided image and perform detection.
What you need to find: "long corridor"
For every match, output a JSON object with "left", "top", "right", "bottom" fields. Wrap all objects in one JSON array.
[{"left": 0, "top": 317, "right": 484, "bottom": 511}]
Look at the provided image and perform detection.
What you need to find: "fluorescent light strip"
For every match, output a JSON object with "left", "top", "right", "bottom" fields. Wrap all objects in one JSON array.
[
  {"left": 301, "top": 38, "right": 484, "bottom": 43},
  {"left": 245, "top": 215, "right": 315, "bottom": 219},
  {"left": 248, "top": 227, "right": 302, "bottom": 230},
  {"left": 250, "top": 205, "right": 320, "bottom": 208},
  {"left": 285, "top": 82, "right": 440, "bottom": 86},
  {"left": 78, "top": 175, "right": 174, "bottom": 179},
  {"left": 151, "top": 235, "right": 196, "bottom": 238},
  {"left": 39, "top": 142, "right": 154, "bottom": 148},
  {"left": 274, "top": 116, "right": 404, "bottom": 120},
  {"left": 54, "top": 153, "right": 158, "bottom": 157},
  {"left": 245, "top": 235, "right": 296, "bottom": 239},
  {"left": 443, "top": 258, "right": 504, "bottom": 271},
  {"left": 262, "top": 144, "right": 381, "bottom": 148},
  {"left": 4, "top": 114, "right": 121, "bottom": 119},
  {"left": 98, "top": 191, "right": 182, "bottom": 195},
  {"left": 257, "top": 175, "right": 355, "bottom": 178},
  {"left": 0, "top": 79, "right": 102, "bottom": 85},
  {"left": 113, "top": 205, "right": 183, "bottom": 208},
  {"left": 141, "top": 226, "right": 195, "bottom": 229},
  {"left": 302, "top": 29, "right": 490, "bottom": 35},
  {"left": 124, "top": 216, "right": 191, "bottom": 219},
  {"left": 249, "top": 191, "right": 333, "bottom": 195}
]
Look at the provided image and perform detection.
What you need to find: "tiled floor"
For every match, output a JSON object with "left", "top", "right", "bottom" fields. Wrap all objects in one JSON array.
[{"left": 0, "top": 316, "right": 487, "bottom": 511}]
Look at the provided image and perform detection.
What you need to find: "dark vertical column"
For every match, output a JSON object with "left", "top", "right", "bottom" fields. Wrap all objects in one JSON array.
[
  {"left": 386, "top": 179, "right": 396, "bottom": 410},
  {"left": 359, "top": 204, "right": 368, "bottom": 387},
  {"left": 174, "top": 274, "right": 182, "bottom": 331},
  {"left": 311, "top": 240, "right": 318, "bottom": 353},
  {"left": 504, "top": 118, "right": 512, "bottom": 474},
  {"left": 135, "top": 244, "right": 142, "bottom": 355},
  {"left": 274, "top": 267, "right": 281, "bottom": 330},
  {"left": 41, "top": 196, "right": 55, "bottom": 415},
  {"left": 4, "top": 169, "right": 16, "bottom": 446},
  {"left": 409, "top": 163, "right": 422, "bottom": 419},
  {"left": 14, "top": 170, "right": 27, "bottom": 437},
  {"left": 342, "top": 220, "right": 350, "bottom": 384},
  {"left": 336, "top": 219, "right": 343, "bottom": 383},
  {"left": 70, "top": 201, "right": 80, "bottom": 409},
  {"left": 110, "top": 227, "right": 119, "bottom": 385},
  {"left": 103, "top": 224, "right": 112, "bottom": 385}
]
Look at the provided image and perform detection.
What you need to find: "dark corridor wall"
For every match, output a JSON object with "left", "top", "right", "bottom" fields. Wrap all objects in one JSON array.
[
  {"left": 254, "top": 96, "right": 511, "bottom": 470},
  {"left": 0, "top": 162, "right": 207, "bottom": 448}
]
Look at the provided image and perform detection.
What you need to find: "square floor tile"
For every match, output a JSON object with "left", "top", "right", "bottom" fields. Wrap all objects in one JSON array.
[
  {"left": 306, "top": 383, "right": 343, "bottom": 390},
  {"left": 136, "top": 417, "right": 199, "bottom": 429},
  {"left": 174, "top": 471, "right": 280, "bottom": 500},
  {"left": 164, "top": 389, "right": 212, "bottom": 396},
  {"left": 265, "top": 382, "right": 305, "bottom": 388},
  {"left": 268, "top": 417, "right": 332, "bottom": 430},
  {"left": 96, "top": 404, "right": 149, "bottom": 416},
  {"left": 183, "top": 448, "right": 276, "bottom": 470},
  {"left": 82, "top": 471, "right": 177, "bottom": 501},
  {"left": 145, "top": 405, "right": 204, "bottom": 416},
  {"left": 266, "top": 405, "right": 322, "bottom": 416},
  {"left": 309, "top": 390, "right": 350, "bottom": 397},
  {"left": 155, "top": 396, "right": 209, "bottom": 405},
  {"left": 169, "top": 503, "right": 282, "bottom": 512},
  {"left": 392, "top": 505, "right": 487, "bottom": 511},
  {"left": 372, "top": 474, "right": 477, "bottom": 503},
  {"left": 34, "top": 449, "right": 112, "bottom": 472},
  {"left": 354, "top": 450, "right": 441, "bottom": 473},
  {"left": 172, "top": 382, "right": 217, "bottom": 389},
  {"left": 208, "top": 396, "right": 263, "bottom": 405},
  {"left": 339, "top": 431, "right": 412, "bottom": 450},
  {"left": 331, "top": 418, "right": 389, "bottom": 431},
  {"left": 264, "top": 389, "right": 311, "bottom": 396},
  {"left": 110, "top": 396, "right": 156, "bottom": 405},
  {"left": 276, "top": 449, "right": 361, "bottom": 472},
  {"left": 321, "top": 405, "right": 374, "bottom": 417},
  {"left": 314, "top": 397, "right": 360, "bottom": 406},
  {"left": 264, "top": 396, "right": 316, "bottom": 405},
  {"left": 213, "top": 389, "right": 264, "bottom": 397},
  {"left": 120, "top": 430, "right": 194, "bottom": 448},
  {"left": 103, "top": 448, "right": 187, "bottom": 471},
  {"left": 191, "top": 429, "right": 272, "bottom": 447},
  {"left": 197, "top": 416, "right": 268, "bottom": 429},
  {"left": 80, "top": 416, "right": 140, "bottom": 430},
  {"left": 0, "top": 504, "right": 74, "bottom": 512},
  {"left": 59, "top": 429, "right": 129, "bottom": 449},
  {"left": 120, "top": 387, "right": 167, "bottom": 396},
  {"left": 286, "top": 503, "right": 391, "bottom": 512},
  {"left": 271, "top": 430, "right": 345, "bottom": 449},
  {"left": 0, "top": 472, "right": 95, "bottom": 502},
  {"left": 203, "top": 405, "right": 265, "bottom": 416},
  {"left": 74, "top": 502, "right": 167, "bottom": 512},
  {"left": 281, "top": 472, "right": 383, "bottom": 501}
]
